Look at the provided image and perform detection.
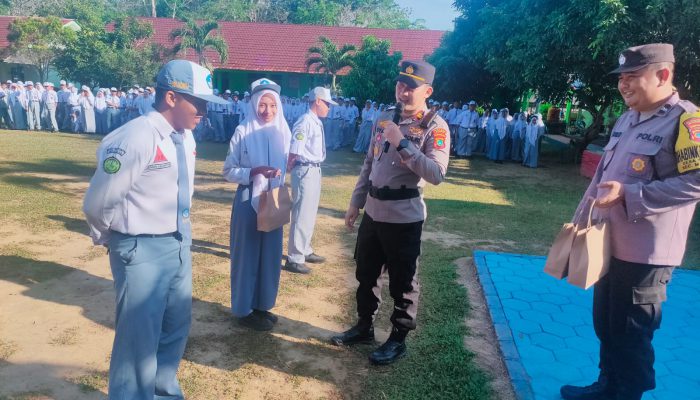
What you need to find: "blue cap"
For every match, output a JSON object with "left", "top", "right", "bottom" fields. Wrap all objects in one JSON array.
[{"left": 156, "top": 59, "right": 227, "bottom": 104}]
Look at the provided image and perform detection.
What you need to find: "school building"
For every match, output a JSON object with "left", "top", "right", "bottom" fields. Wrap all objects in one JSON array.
[{"left": 142, "top": 17, "right": 445, "bottom": 97}]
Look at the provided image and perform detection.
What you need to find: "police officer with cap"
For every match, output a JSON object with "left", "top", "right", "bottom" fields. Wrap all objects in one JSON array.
[
  {"left": 83, "top": 59, "right": 228, "bottom": 399},
  {"left": 331, "top": 60, "right": 450, "bottom": 365},
  {"left": 561, "top": 43, "right": 700, "bottom": 400}
]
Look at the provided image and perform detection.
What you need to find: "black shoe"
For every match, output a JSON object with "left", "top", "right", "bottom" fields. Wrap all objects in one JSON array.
[
  {"left": 305, "top": 253, "right": 326, "bottom": 264},
  {"left": 283, "top": 261, "right": 311, "bottom": 274},
  {"left": 330, "top": 323, "right": 374, "bottom": 346},
  {"left": 253, "top": 309, "right": 278, "bottom": 324},
  {"left": 369, "top": 339, "right": 406, "bottom": 365},
  {"left": 561, "top": 376, "right": 616, "bottom": 400},
  {"left": 236, "top": 313, "right": 273, "bottom": 331}
]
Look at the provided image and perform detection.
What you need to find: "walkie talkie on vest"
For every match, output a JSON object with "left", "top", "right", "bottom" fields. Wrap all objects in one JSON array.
[{"left": 383, "top": 102, "right": 403, "bottom": 153}]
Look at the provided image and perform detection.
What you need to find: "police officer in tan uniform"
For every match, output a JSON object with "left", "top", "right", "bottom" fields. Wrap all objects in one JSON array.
[
  {"left": 331, "top": 60, "right": 450, "bottom": 365},
  {"left": 561, "top": 44, "right": 700, "bottom": 400}
]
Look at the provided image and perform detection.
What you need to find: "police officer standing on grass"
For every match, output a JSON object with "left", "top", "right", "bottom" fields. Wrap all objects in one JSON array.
[
  {"left": 283, "top": 87, "right": 336, "bottom": 274},
  {"left": 331, "top": 60, "right": 450, "bottom": 365},
  {"left": 83, "top": 60, "right": 228, "bottom": 399},
  {"left": 560, "top": 43, "right": 700, "bottom": 400}
]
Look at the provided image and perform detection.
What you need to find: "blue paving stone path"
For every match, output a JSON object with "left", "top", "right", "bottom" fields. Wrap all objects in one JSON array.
[{"left": 473, "top": 250, "right": 700, "bottom": 400}]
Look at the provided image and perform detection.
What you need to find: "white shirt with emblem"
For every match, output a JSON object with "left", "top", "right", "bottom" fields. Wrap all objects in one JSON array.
[
  {"left": 289, "top": 110, "right": 326, "bottom": 163},
  {"left": 83, "top": 111, "right": 196, "bottom": 245}
]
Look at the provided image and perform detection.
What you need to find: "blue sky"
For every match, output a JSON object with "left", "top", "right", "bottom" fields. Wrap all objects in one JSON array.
[{"left": 396, "top": 0, "right": 461, "bottom": 31}]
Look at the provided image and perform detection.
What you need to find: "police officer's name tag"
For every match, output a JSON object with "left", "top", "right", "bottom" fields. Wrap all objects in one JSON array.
[{"left": 676, "top": 112, "right": 700, "bottom": 173}]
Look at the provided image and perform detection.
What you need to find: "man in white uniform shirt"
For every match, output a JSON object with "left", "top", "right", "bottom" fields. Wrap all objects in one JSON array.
[
  {"left": 283, "top": 87, "right": 336, "bottom": 274},
  {"left": 83, "top": 60, "right": 227, "bottom": 399}
]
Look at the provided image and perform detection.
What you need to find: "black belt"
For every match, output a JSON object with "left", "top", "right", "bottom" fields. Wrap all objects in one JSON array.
[
  {"left": 294, "top": 161, "right": 321, "bottom": 167},
  {"left": 111, "top": 230, "right": 181, "bottom": 240},
  {"left": 368, "top": 184, "right": 422, "bottom": 201}
]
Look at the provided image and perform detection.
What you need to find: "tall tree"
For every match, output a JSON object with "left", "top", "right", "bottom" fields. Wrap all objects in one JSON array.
[
  {"left": 435, "top": 0, "right": 700, "bottom": 144},
  {"left": 341, "top": 35, "right": 402, "bottom": 105},
  {"left": 306, "top": 36, "right": 356, "bottom": 93},
  {"left": 3, "top": 17, "right": 77, "bottom": 83},
  {"left": 169, "top": 16, "right": 229, "bottom": 70}
]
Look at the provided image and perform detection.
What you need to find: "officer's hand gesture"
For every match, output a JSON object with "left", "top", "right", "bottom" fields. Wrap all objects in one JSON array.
[
  {"left": 384, "top": 122, "right": 403, "bottom": 147},
  {"left": 595, "top": 181, "right": 625, "bottom": 208},
  {"left": 345, "top": 206, "right": 360, "bottom": 231}
]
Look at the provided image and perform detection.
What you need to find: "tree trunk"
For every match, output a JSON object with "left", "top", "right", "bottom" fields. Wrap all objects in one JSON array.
[
  {"left": 151, "top": 0, "right": 157, "bottom": 17},
  {"left": 331, "top": 74, "right": 336, "bottom": 93}
]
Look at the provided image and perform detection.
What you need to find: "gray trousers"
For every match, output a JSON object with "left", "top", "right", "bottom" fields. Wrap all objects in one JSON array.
[
  {"left": 27, "top": 101, "right": 41, "bottom": 130},
  {"left": 45, "top": 104, "right": 58, "bottom": 131},
  {"left": 288, "top": 165, "right": 322, "bottom": 264},
  {"left": 457, "top": 127, "right": 475, "bottom": 156}
]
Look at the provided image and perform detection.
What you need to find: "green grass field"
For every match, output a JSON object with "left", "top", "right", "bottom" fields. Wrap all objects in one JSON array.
[{"left": 0, "top": 129, "right": 698, "bottom": 399}]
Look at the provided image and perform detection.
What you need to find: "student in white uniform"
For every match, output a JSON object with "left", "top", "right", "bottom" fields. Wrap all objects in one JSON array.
[
  {"left": 43, "top": 82, "right": 59, "bottom": 132},
  {"left": 79, "top": 85, "right": 96, "bottom": 133},
  {"left": 83, "top": 60, "right": 227, "bottom": 399},
  {"left": 284, "top": 87, "right": 336, "bottom": 274},
  {"left": 25, "top": 81, "right": 42, "bottom": 130},
  {"left": 353, "top": 99, "right": 375, "bottom": 153}
]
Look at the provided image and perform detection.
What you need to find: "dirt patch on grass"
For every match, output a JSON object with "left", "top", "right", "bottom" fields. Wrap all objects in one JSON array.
[{"left": 456, "top": 257, "right": 516, "bottom": 400}]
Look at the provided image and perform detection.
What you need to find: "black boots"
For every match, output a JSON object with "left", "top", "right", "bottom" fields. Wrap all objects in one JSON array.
[
  {"left": 330, "top": 321, "right": 374, "bottom": 346},
  {"left": 560, "top": 374, "right": 616, "bottom": 400}
]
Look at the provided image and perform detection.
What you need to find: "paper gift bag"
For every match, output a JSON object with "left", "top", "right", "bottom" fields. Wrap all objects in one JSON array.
[
  {"left": 567, "top": 202, "right": 611, "bottom": 289},
  {"left": 544, "top": 223, "right": 577, "bottom": 279},
  {"left": 257, "top": 183, "right": 292, "bottom": 232}
]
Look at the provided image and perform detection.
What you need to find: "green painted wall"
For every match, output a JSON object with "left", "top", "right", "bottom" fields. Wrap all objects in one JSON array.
[{"left": 213, "top": 69, "right": 328, "bottom": 97}]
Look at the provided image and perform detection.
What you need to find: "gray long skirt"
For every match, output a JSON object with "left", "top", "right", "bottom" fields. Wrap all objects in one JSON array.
[{"left": 230, "top": 185, "right": 283, "bottom": 317}]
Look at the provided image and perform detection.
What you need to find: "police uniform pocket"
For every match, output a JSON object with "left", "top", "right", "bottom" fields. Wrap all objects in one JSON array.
[
  {"left": 625, "top": 153, "right": 654, "bottom": 180},
  {"left": 626, "top": 285, "right": 666, "bottom": 334}
]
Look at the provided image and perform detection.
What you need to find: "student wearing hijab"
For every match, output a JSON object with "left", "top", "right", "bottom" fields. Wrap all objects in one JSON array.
[
  {"left": 353, "top": 99, "right": 375, "bottom": 153},
  {"left": 510, "top": 112, "right": 527, "bottom": 162},
  {"left": 523, "top": 114, "right": 543, "bottom": 168},
  {"left": 94, "top": 89, "right": 108, "bottom": 134},
  {"left": 457, "top": 100, "right": 480, "bottom": 158},
  {"left": 489, "top": 108, "right": 510, "bottom": 163},
  {"left": 79, "top": 85, "right": 96, "bottom": 133},
  {"left": 223, "top": 78, "right": 291, "bottom": 331},
  {"left": 486, "top": 109, "right": 500, "bottom": 159}
]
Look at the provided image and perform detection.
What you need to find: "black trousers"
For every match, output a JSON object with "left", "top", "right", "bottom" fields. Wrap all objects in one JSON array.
[
  {"left": 354, "top": 213, "right": 423, "bottom": 331},
  {"left": 593, "top": 257, "right": 674, "bottom": 394}
]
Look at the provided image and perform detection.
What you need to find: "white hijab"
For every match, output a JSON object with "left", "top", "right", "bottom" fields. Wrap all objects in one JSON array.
[
  {"left": 239, "top": 88, "right": 291, "bottom": 212},
  {"left": 496, "top": 108, "right": 510, "bottom": 139},
  {"left": 513, "top": 113, "right": 527, "bottom": 138},
  {"left": 527, "top": 117, "right": 540, "bottom": 146},
  {"left": 487, "top": 109, "right": 499, "bottom": 135}
]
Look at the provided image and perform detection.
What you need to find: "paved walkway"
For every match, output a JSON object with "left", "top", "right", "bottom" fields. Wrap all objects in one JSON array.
[{"left": 473, "top": 251, "right": 700, "bottom": 400}]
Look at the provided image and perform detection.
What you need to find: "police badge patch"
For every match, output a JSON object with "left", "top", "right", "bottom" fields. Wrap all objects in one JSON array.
[
  {"left": 432, "top": 128, "right": 447, "bottom": 149},
  {"left": 676, "top": 112, "right": 700, "bottom": 173}
]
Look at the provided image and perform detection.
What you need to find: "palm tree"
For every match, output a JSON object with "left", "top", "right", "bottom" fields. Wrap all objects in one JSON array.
[
  {"left": 170, "top": 17, "right": 228, "bottom": 70},
  {"left": 305, "top": 37, "right": 356, "bottom": 93}
]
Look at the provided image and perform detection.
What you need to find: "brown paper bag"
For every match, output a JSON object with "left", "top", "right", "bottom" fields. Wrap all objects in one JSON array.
[
  {"left": 257, "top": 183, "right": 292, "bottom": 232},
  {"left": 567, "top": 202, "right": 610, "bottom": 289},
  {"left": 544, "top": 223, "right": 577, "bottom": 279}
]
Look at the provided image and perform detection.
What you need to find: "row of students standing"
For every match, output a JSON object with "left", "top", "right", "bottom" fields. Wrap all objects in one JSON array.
[
  {"left": 442, "top": 101, "right": 547, "bottom": 168},
  {"left": 322, "top": 97, "right": 360, "bottom": 150}
]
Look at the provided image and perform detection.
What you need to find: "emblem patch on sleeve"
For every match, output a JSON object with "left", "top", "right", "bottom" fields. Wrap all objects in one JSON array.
[
  {"left": 631, "top": 157, "right": 646, "bottom": 172},
  {"left": 103, "top": 157, "right": 121, "bottom": 174},
  {"left": 676, "top": 112, "right": 700, "bottom": 173},
  {"left": 432, "top": 128, "right": 447, "bottom": 149},
  {"left": 295, "top": 132, "right": 304, "bottom": 141}
]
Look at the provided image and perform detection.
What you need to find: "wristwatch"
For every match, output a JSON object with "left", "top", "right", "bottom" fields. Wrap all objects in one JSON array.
[{"left": 396, "top": 138, "right": 410, "bottom": 151}]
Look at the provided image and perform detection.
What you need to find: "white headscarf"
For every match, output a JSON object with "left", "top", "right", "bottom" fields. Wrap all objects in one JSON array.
[
  {"left": 527, "top": 116, "right": 540, "bottom": 146},
  {"left": 487, "top": 109, "right": 499, "bottom": 136},
  {"left": 239, "top": 87, "right": 291, "bottom": 212},
  {"left": 496, "top": 108, "right": 510, "bottom": 139},
  {"left": 513, "top": 113, "right": 527, "bottom": 139}
]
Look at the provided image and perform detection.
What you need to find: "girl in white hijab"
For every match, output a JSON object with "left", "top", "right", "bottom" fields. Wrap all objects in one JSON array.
[
  {"left": 94, "top": 89, "right": 108, "bottom": 134},
  {"left": 486, "top": 109, "right": 500, "bottom": 160},
  {"left": 223, "top": 78, "right": 291, "bottom": 331},
  {"left": 510, "top": 112, "right": 527, "bottom": 162},
  {"left": 523, "top": 114, "right": 543, "bottom": 168},
  {"left": 79, "top": 85, "right": 95, "bottom": 133}
]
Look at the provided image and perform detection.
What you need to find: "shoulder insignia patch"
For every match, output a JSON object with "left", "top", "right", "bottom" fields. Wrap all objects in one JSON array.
[
  {"left": 676, "top": 112, "right": 700, "bottom": 173},
  {"left": 433, "top": 128, "right": 447, "bottom": 150},
  {"left": 103, "top": 157, "right": 121, "bottom": 174}
]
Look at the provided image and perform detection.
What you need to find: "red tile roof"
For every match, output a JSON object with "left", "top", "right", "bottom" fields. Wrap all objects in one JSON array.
[
  {"left": 141, "top": 17, "right": 445, "bottom": 74},
  {"left": 0, "top": 16, "right": 75, "bottom": 48}
]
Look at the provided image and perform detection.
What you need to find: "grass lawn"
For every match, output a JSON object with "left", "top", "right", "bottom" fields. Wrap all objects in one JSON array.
[{"left": 0, "top": 130, "right": 698, "bottom": 399}]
